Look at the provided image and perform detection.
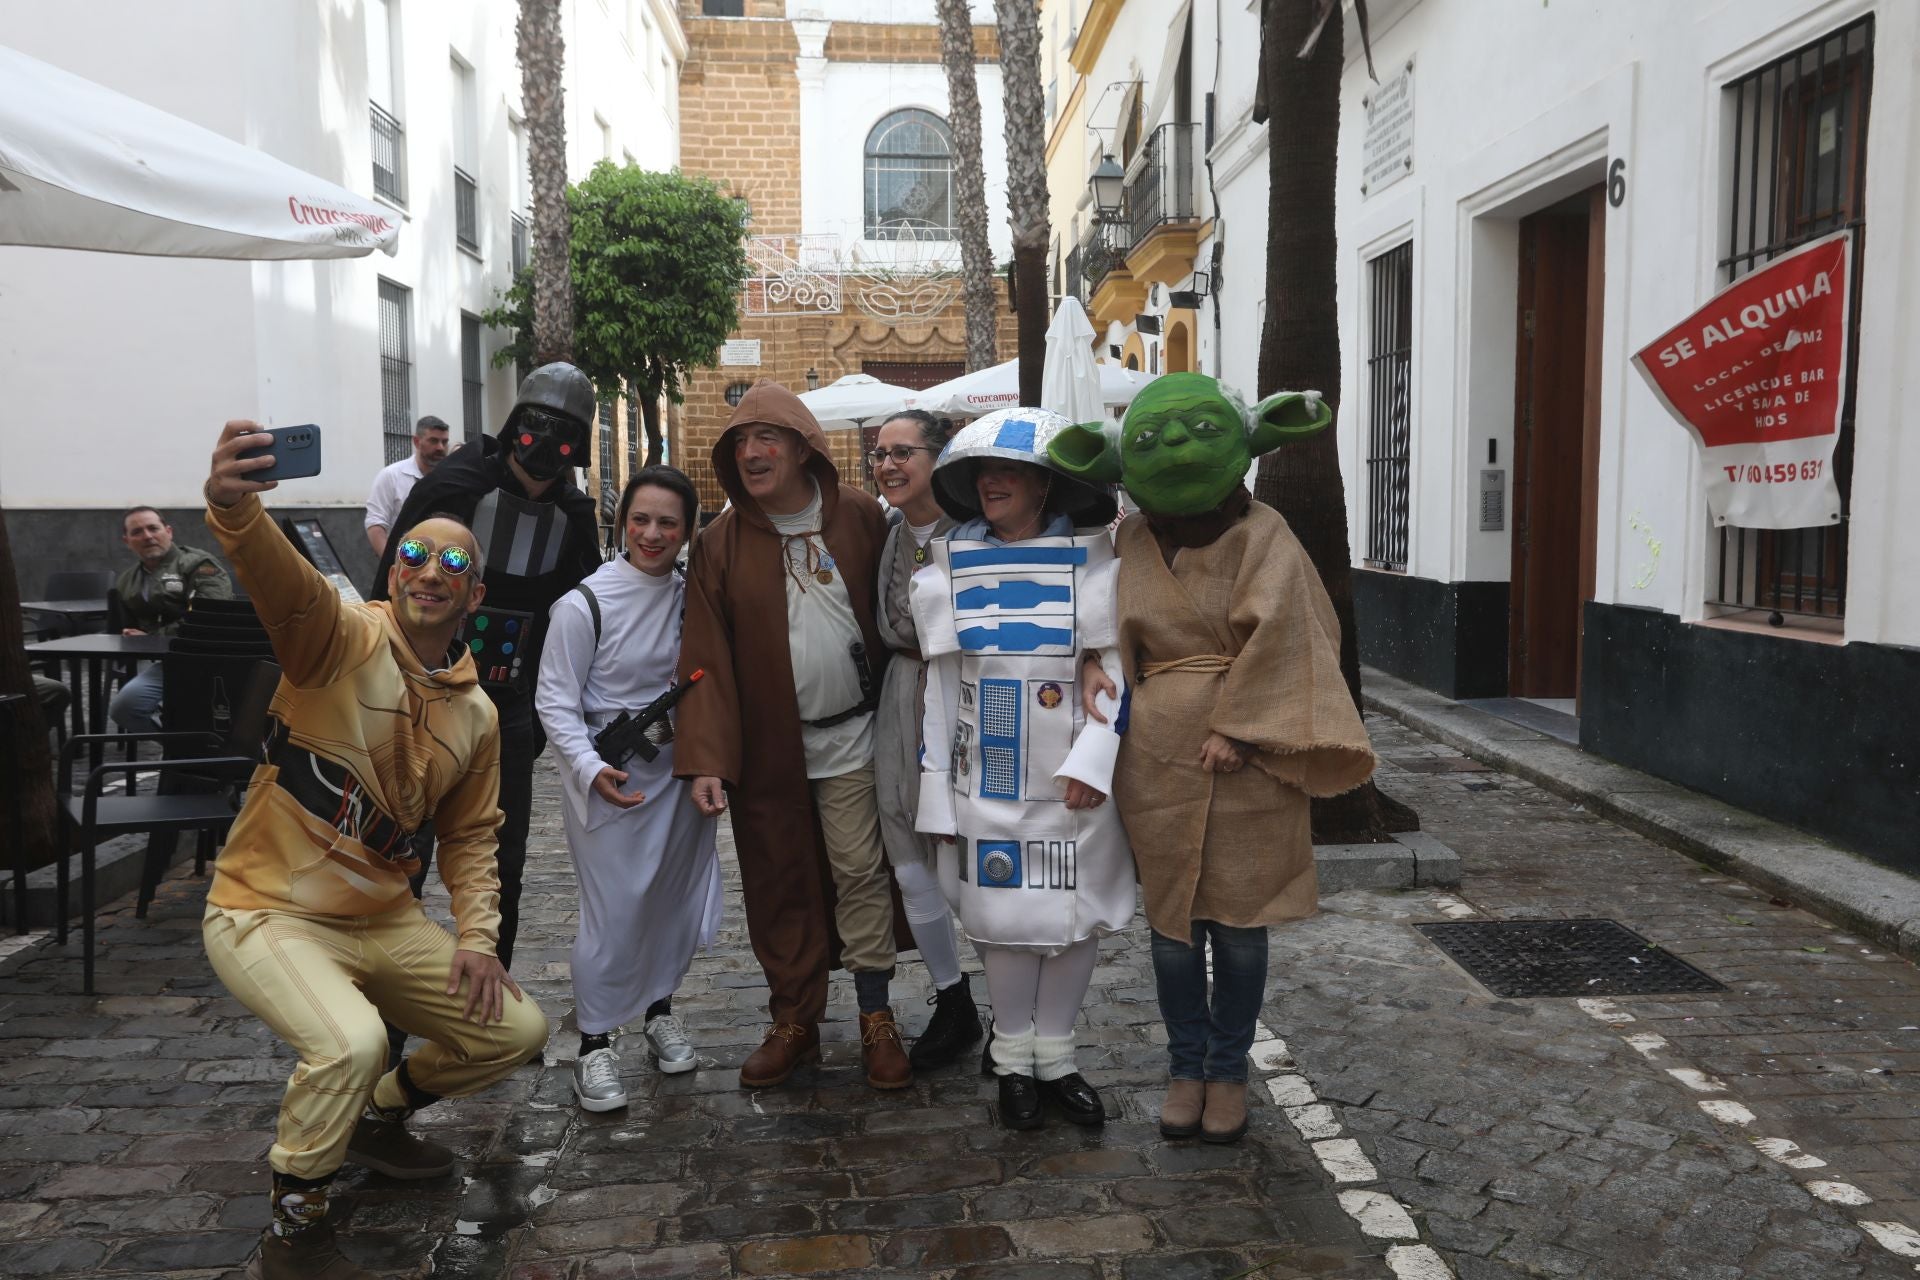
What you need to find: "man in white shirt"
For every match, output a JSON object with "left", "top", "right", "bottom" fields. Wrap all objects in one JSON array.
[{"left": 364, "top": 416, "right": 452, "bottom": 556}]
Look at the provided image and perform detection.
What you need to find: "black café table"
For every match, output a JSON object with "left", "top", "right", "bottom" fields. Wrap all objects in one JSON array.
[{"left": 23, "top": 633, "right": 171, "bottom": 773}]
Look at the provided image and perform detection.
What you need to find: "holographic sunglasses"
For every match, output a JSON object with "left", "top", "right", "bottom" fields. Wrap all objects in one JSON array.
[{"left": 395, "top": 538, "right": 474, "bottom": 576}]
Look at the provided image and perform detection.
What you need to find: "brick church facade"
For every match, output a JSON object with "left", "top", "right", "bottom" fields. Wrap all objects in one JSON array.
[{"left": 666, "top": 0, "right": 1018, "bottom": 510}]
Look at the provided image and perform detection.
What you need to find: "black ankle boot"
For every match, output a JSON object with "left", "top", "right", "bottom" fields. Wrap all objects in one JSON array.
[
  {"left": 997, "top": 1071, "right": 1044, "bottom": 1130},
  {"left": 910, "top": 973, "right": 984, "bottom": 1070}
]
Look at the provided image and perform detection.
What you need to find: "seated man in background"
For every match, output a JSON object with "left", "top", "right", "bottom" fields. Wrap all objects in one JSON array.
[
  {"left": 108, "top": 504, "right": 233, "bottom": 732},
  {"left": 200, "top": 420, "right": 548, "bottom": 1280}
]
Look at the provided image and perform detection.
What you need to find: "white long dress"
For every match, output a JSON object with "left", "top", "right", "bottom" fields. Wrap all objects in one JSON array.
[{"left": 536, "top": 556, "right": 723, "bottom": 1036}]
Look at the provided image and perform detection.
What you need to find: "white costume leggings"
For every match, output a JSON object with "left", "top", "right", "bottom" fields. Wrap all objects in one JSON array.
[
  {"left": 979, "top": 938, "right": 1100, "bottom": 1039},
  {"left": 893, "top": 858, "right": 963, "bottom": 990}
]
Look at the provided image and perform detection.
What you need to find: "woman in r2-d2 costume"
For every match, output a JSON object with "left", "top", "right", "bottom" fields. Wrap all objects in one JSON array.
[{"left": 910, "top": 407, "right": 1134, "bottom": 1131}]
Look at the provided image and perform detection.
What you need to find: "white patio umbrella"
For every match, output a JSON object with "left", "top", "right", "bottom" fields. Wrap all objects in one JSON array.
[
  {"left": 914, "top": 356, "right": 1154, "bottom": 419},
  {"left": 796, "top": 372, "right": 917, "bottom": 432},
  {"left": 1040, "top": 296, "right": 1103, "bottom": 424},
  {"left": 0, "top": 45, "right": 400, "bottom": 259}
]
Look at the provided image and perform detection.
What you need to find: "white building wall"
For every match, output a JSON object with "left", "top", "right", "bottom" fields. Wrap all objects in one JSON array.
[
  {"left": 1197, "top": 0, "right": 1919, "bottom": 649},
  {"left": 805, "top": 57, "right": 1012, "bottom": 264},
  {"left": 0, "top": 0, "right": 682, "bottom": 514}
]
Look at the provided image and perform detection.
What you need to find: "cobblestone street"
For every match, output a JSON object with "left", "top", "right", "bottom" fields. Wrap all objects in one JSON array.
[{"left": 2, "top": 713, "right": 1919, "bottom": 1278}]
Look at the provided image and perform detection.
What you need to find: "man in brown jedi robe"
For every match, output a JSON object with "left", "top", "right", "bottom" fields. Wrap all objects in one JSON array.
[
  {"left": 1053, "top": 372, "right": 1377, "bottom": 1143},
  {"left": 676, "top": 380, "right": 916, "bottom": 1090}
]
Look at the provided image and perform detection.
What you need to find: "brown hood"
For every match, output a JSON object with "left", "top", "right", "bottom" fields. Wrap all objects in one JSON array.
[{"left": 711, "top": 379, "right": 843, "bottom": 529}]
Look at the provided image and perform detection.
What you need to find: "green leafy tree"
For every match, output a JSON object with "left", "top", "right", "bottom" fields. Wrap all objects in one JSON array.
[{"left": 484, "top": 162, "right": 749, "bottom": 469}]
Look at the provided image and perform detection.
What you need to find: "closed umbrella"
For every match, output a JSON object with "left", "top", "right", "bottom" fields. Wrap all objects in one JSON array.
[
  {"left": 0, "top": 45, "right": 400, "bottom": 259},
  {"left": 796, "top": 373, "right": 917, "bottom": 432},
  {"left": 1040, "top": 297, "right": 1102, "bottom": 424}
]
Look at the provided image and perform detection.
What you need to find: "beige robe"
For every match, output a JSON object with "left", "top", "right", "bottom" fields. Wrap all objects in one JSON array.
[{"left": 1112, "top": 504, "right": 1377, "bottom": 938}]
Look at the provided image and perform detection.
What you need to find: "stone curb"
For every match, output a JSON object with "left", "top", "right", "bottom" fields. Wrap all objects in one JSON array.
[
  {"left": 1360, "top": 665, "right": 1920, "bottom": 961},
  {"left": 1314, "top": 831, "right": 1463, "bottom": 895}
]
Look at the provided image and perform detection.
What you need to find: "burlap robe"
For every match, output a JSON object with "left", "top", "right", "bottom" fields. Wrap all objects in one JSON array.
[{"left": 1113, "top": 505, "right": 1377, "bottom": 938}]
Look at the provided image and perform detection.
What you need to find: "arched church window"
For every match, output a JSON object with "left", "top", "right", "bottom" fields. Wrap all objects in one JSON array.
[{"left": 864, "top": 109, "right": 956, "bottom": 242}]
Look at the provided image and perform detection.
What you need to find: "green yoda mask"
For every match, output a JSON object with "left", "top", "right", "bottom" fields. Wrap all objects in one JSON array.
[{"left": 1046, "top": 372, "right": 1334, "bottom": 517}]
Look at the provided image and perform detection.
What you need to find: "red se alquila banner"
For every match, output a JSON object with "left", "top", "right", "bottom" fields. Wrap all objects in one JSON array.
[{"left": 1631, "top": 229, "right": 1850, "bottom": 529}]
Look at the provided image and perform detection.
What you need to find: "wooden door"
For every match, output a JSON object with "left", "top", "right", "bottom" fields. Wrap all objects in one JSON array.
[{"left": 1510, "top": 188, "right": 1604, "bottom": 699}]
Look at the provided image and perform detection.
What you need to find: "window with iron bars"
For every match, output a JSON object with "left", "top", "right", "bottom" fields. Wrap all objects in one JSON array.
[
  {"left": 1364, "top": 242, "right": 1413, "bottom": 570},
  {"left": 1711, "top": 15, "right": 1871, "bottom": 624},
  {"left": 377, "top": 279, "right": 414, "bottom": 463},
  {"left": 371, "top": 103, "right": 406, "bottom": 205},
  {"left": 460, "top": 313, "right": 484, "bottom": 443},
  {"left": 454, "top": 166, "right": 479, "bottom": 252}
]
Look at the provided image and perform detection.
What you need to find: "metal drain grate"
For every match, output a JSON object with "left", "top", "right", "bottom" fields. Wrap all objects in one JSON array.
[{"left": 1415, "top": 918, "right": 1725, "bottom": 998}]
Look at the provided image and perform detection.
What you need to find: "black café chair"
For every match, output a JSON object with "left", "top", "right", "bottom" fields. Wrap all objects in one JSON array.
[
  {"left": 52, "top": 661, "right": 280, "bottom": 994},
  {"left": 25, "top": 570, "right": 114, "bottom": 644}
]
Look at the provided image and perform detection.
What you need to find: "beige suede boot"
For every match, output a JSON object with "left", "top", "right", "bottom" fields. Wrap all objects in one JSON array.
[
  {"left": 1159, "top": 1079, "right": 1205, "bottom": 1138},
  {"left": 1201, "top": 1080, "right": 1249, "bottom": 1143}
]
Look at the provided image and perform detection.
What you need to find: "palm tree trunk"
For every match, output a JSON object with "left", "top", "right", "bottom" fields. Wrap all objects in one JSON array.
[
  {"left": 936, "top": 0, "right": 1000, "bottom": 373},
  {"left": 994, "top": 0, "right": 1050, "bottom": 404},
  {"left": 1254, "top": 0, "right": 1416, "bottom": 841},
  {"left": 0, "top": 506, "right": 60, "bottom": 901},
  {"left": 519, "top": 0, "right": 574, "bottom": 364}
]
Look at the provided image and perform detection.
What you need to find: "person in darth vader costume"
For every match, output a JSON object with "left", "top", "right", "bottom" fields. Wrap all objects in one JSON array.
[{"left": 373, "top": 362, "right": 603, "bottom": 969}]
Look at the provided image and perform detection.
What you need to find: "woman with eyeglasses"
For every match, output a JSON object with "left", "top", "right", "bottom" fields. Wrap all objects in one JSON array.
[
  {"left": 535, "top": 465, "right": 723, "bottom": 1113},
  {"left": 869, "top": 410, "right": 984, "bottom": 1070}
]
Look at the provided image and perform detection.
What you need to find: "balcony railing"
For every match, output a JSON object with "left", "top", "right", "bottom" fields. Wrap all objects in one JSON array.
[
  {"left": 1126, "top": 122, "right": 1200, "bottom": 247},
  {"left": 1078, "top": 221, "right": 1132, "bottom": 294},
  {"left": 454, "top": 167, "right": 479, "bottom": 252},
  {"left": 370, "top": 102, "right": 406, "bottom": 204},
  {"left": 1064, "top": 245, "right": 1084, "bottom": 304},
  {"left": 510, "top": 213, "right": 530, "bottom": 276}
]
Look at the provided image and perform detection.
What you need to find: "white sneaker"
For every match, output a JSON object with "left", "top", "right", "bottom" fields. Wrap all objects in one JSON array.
[
  {"left": 644, "top": 1014, "right": 698, "bottom": 1074},
  {"left": 572, "top": 1047, "right": 628, "bottom": 1111}
]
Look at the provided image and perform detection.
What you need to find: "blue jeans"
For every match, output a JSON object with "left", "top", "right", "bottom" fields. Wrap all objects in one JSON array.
[
  {"left": 108, "top": 664, "right": 165, "bottom": 734},
  {"left": 1151, "top": 921, "right": 1270, "bottom": 1083}
]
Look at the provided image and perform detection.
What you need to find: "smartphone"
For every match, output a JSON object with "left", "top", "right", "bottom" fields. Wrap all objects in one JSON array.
[{"left": 236, "top": 424, "right": 323, "bottom": 482}]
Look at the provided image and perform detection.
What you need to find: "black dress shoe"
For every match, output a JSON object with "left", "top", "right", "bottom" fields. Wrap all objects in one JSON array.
[
  {"left": 997, "top": 1071, "right": 1045, "bottom": 1130},
  {"left": 1038, "top": 1072, "right": 1106, "bottom": 1127},
  {"left": 910, "top": 973, "right": 985, "bottom": 1071}
]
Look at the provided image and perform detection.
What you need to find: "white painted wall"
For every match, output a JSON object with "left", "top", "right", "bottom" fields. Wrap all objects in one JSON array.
[
  {"left": 0, "top": 0, "right": 682, "bottom": 513},
  {"left": 804, "top": 55, "right": 1012, "bottom": 264},
  {"left": 1196, "top": 0, "right": 1919, "bottom": 648}
]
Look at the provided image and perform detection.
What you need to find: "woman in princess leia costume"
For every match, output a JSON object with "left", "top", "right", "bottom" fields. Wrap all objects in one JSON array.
[
  {"left": 910, "top": 407, "right": 1133, "bottom": 1130},
  {"left": 536, "top": 466, "right": 724, "bottom": 1113}
]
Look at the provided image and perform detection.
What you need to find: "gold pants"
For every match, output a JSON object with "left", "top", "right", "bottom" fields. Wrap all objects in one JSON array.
[
  {"left": 810, "top": 766, "right": 897, "bottom": 974},
  {"left": 203, "top": 902, "right": 550, "bottom": 1180}
]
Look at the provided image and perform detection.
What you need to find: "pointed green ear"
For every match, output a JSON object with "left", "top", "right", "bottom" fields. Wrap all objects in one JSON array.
[
  {"left": 1248, "top": 391, "right": 1332, "bottom": 455},
  {"left": 1047, "top": 421, "right": 1124, "bottom": 485}
]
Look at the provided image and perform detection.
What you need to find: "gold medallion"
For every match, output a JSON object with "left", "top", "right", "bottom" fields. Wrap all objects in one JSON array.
[{"left": 816, "top": 568, "right": 834, "bottom": 585}]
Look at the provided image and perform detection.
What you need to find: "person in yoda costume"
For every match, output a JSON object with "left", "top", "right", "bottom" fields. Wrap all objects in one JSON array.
[{"left": 1055, "top": 372, "right": 1378, "bottom": 1144}]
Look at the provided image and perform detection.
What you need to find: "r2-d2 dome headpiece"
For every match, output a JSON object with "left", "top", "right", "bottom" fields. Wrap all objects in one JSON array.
[{"left": 931, "top": 407, "right": 1119, "bottom": 527}]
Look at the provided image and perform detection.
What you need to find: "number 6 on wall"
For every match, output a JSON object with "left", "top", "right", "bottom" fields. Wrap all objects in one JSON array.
[{"left": 1608, "top": 157, "right": 1627, "bottom": 208}]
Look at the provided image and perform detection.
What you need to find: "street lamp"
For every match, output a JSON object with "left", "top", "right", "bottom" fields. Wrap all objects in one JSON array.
[
  {"left": 805, "top": 366, "right": 821, "bottom": 391},
  {"left": 1090, "top": 154, "right": 1125, "bottom": 222}
]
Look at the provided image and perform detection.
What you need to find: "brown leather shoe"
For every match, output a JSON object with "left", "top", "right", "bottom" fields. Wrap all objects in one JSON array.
[
  {"left": 1201, "top": 1080, "right": 1249, "bottom": 1143},
  {"left": 1159, "top": 1078, "right": 1205, "bottom": 1138},
  {"left": 248, "top": 1220, "right": 377, "bottom": 1279},
  {"left": 740, "top": 1023, "right": 820, "bottom": 1088},
  {"left": 859, "top": 1009, "right": 914, "bottom": 1090}
]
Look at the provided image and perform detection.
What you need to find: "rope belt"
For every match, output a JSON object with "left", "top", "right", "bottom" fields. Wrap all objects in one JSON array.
[{"left": 1137, "top": 654, "right": 1235, "bottom": 682}]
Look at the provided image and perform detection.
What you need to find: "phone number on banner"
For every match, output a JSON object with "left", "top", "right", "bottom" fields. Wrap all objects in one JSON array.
[{"left": 1721, "top": 459, "right": 1825, "bottom": 484}]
